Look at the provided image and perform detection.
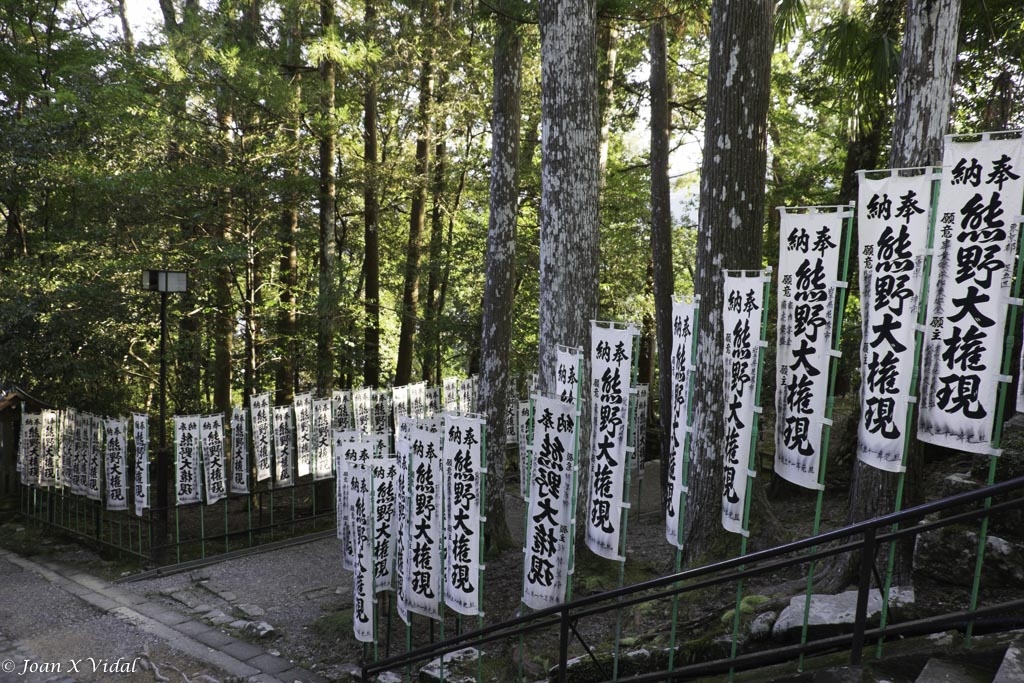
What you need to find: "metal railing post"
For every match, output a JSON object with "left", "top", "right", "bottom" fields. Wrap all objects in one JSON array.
[
  {"left": 558, "top": 605, "right": 570, "bottom": 683},
  {"left": 851, "top": 525, "right": 876, "bottom": 665}
]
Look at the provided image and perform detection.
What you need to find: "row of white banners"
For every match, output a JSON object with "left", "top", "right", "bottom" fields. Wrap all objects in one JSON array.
[{"left": 16, "top": 131, "right": 1024, "bottom": 634}]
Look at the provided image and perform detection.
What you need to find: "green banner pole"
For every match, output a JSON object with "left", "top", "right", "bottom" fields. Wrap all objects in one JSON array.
[
  {"left": 798, "top": 207, "right": 854, "bottom": 671},
  {"left": 728, "top": 270, "right": 772, "bottom": 681}
]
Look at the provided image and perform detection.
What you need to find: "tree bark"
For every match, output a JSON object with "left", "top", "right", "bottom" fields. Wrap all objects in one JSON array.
[
  {"left": 649, "top": 18, "right": 674, "bottom": 506},
  {"left": 395, "top": 0, "right": 438, "bottom": 387},
  {"left": 363, "top": 0, "right": 381, "bottom": 389},
  {"left": 316, "top": 0, "right": 338, "bottom": 396},
  {"left": 685, "top": 0, "right": 773, "bottom": 563},
  {"left": 479, "top": 4, "right": 522, "bottom": 552}
]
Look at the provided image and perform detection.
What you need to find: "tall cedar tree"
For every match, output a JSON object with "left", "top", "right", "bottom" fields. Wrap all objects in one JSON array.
[{"left": 684, "top": 0, "right": 773, "bottom": 562}]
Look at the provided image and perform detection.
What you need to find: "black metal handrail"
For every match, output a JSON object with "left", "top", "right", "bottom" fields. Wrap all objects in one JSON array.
[{"left": 362, "top": 473, "right": 1024, "bottom": 681}]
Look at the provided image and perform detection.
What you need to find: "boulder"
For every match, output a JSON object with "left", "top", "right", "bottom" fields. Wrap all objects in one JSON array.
[{"left": 772, "top": 587, "right": 914, "bottom": 643}]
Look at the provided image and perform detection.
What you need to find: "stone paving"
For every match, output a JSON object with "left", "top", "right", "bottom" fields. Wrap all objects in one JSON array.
[{"left": 0, "top": 547, "right": 326, "bottom": 683}]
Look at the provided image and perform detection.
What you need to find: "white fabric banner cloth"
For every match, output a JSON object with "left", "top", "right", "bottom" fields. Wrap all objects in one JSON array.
[
  {"left": 775, "top": 207, "right": 848, "bottom": 489},
  {"left": 857, "top": 169, "right": 936, "bottom": 471},
  {"left": 919, "top": 132, "right": 1024, "bottom": 452},
  {"left": 666, "top": 298, "right": 696, "bottom": 548}
]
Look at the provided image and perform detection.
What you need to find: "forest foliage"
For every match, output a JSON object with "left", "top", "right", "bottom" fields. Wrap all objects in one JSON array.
[{"left": 1, "top": 0, "right": 1022, "bottom": 424}]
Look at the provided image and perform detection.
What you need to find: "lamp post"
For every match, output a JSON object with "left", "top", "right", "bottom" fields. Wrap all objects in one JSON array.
[{"left": 141, "top": 269, "right": 188, "bottom": 563}]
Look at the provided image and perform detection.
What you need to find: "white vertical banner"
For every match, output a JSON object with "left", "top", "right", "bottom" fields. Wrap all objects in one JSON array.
[
  {"left": 332, "top": 390, "right": 353, "bottom": 430},
  {"left": 522, "top": 394, "right": 577, "bottom": 610},
  {"left": 313, "top": 398, "right": 334, "bottom": 480},
  {"left": 505, "top": 393, "right": 519, "bottom": 446},
  {"left": 517, "top": 400, "right": 531, "bottom": 500},
  {"left": 404, "top": 422, "right": 443, "bottom": 620},
  {"left": 60, "top": 410, "right": 74, "bottom": 490},
  {"left": 104, "top": 418, "right": 128, "bottom": 511},
  {"left": 442, "top": 413, "right": 485, "bottom": 616},
  {"left": 371, "top": 457, "right": 398, "bottom": 593},
  {"left": 585, "top": 322, "right": 638, "bottom": 561},
  {"left": 294, "top": 392, "right": 314, "bottom": 478},
  {"left": 200, "top": 413, "right": 227, "bottom": 505},
  {"left": 857, "top": 169, "right": 937, "bottom": 471},
  {"left": 174, "top": 416, "right": 202, "bottom": 505},
  {"left": 230, "top": 407, "right": 249, "bottom": 494},
  {"left": 272, "top": 405, "right": 294, "bottom": 487},
  {"left": 634, "top": 384, "right": 648, "bottom": 480},
  {"left": 19, "top": 414, "right": 41, "bottom": 486},
  {"left": 350, "top": 463, "right": 375, "bottom": 643},
  {"left": 443, "top": 378, "right": 460, "bottom": 413},
  {"left": 333, "top": 432, "right": 374, "bottom": 573},
  {"left": 409, "top": 382, "right": 427, "bottom": 419},
  {"left": 39, "top": 409, "right": 59, "bottom": 487},
  {"left": 133, "top": 413, "right": 150, "bottom": 516},
  {"left": 353, "top": 388, "right": 374, "bottom": 433},
  {"left": 425, "top": 386, "right": 441, "bottom": 416},
  {"left": 392, "top": 385, "right": 411, "bottom": 423},
  {"left": 722, "top": 274, "right": 768, "bottom": 534},
  {"left": 87, "top": 415, "right": 103, "bottom": 501},
  {"left": 920, "top": 132, "right": 1024, "bottom": 452},
  {"left": 666, "top": 297, "right": 697, "bottom": 548},
  {"left": 73, "top": 414, "right": 90, "bottom": 496},
  {"left": 250, "top": 393, "right": 273, "bottom": 483},
  {"left": 372, "top": 390, "right": 392, "bottom": 439},
  {"left": 775, "top": 206, "right": 848, "bottom": 489},
  {"left": 394, "top": 417, "right": 412, "bottom": 625},
  {"left": 556, "top": 345, "right": 582, "bottom": 405}
]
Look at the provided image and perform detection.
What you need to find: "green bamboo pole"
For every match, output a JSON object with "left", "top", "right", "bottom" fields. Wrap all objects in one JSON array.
[
  {"left": 477, "top": 422, "right": 487, "bottom": 683},
  {"left": 964, "top": 212, "right": 1024, "bottom": 643},
  {"left": 798, "top": 207, "right": 854, "bottom": 671},
  {"left": 728, "top": 270, "right": 773, "bottom": 681},
  {"left": 667, "top": 297, "right": 701, "bottom": 673},
  {"left": 873, "top": 167, "right": 941, "bottom": 658},
  {"left": 518, "top": 393, "right": 535, "bottom": 683},
  {"left": 611, "top": 326, "right": 640, "bottom": 681}
]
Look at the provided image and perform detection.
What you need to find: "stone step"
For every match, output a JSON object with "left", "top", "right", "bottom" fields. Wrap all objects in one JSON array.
[
  {"left": 914, "top": 657, "right": 991, "bottom": 683},
  {"left": 993, "top": 639, "right": 1024, "bottom": 683}
]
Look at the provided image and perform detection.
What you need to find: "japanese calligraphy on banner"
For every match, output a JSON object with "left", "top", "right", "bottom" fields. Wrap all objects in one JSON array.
[
  {"left": 442, "top": 414, "right": 485, "bottom": 616},
  {"left": 333, "top": 390, "right": 353, "bottom": 430},
  {"left": 349, "top": 464, "right": 375, "bottom": 643},
  {"left": 272, "top": 406, "right": 294, "bottom": 487},
  {"left": 585, "top": 322, "right": 638, "bottom": 561},
  {"left": 230, "top": 408, "right": 249, "bottom": 494},
  {"left": 353, "top": 388, "right": 373, "bottom": 433},
  {"left": 556, "top": 345, "right": 582, "bottom": 405},
  {"left": 459, "top": 377, "right": 477, "bottom": 415},
  {"left": 372, "top": 390, "right": 392, "bottom": 438},
  {"left": 104, "top": 418, "right": 128, "bottom": 510},
  {"left": 71, "top": 413, "right": 87, "bottom": 495},
  {"left": 200, "top": 413, "right": 226, "bottom": 505},
  {"left": 404, "top": 422, "right": 443, "bottom": 620},
  {"left": 666, "top": 297, "right": 697, "bottom": 548},
  {"left": 517, "top": 400, "right": 531, "bottom": 500},
  {"left": 425, "top": 386, "right": 441, "bottom": 415},
  {"left": 634, "top": 384, "right": 648, "bottom": 479},
  {"left": 294, "top": 392, "right": 313, "bottom": 478},
  {"left": 857, "top": 169, "right": 937, "bottom": 471},
  {"left": 409, "top": 382, "right": 427, "bottom": 419},
  {"left": 60, "top": 410, "right": 74, "bottom": 490},
  {"left": 443, "top": 378, "right": 460, "bottom": 413},
  {"left": 335, "top": 429, "right": 373, "bottom": 572},
  {"left": 723, "top": 274, "right": 768, "bottom": 533},
  {"left": 133, "top": 414, "right": 150, "bottom": 516},
  {"left": 920, "top": 132, "right": 1024, "bottom": 452},
  {"left": 39, "top": 409, "right": 59, "bottom": 487},
  {"left": 174, "top": 416, "right": 201, "bottom": 505},
  {"left": 505, "top": 393, "right": 519, "bottom": 445},
  {"left": 775, "top": 207, "right": 848, "bottom": 489},
  {"left": 392, "top": 385, "right": 410, "bottom": 422},
  {"left": 250, "top": 393, "right": 272, "bottom": 482},
  {"left": 522, "top": 394, "right": 577, "bottom": 610},
  {"left": 394, "top": 418, "right": 412, "bottom": 625},
  {"left": 19, "top": 414, "right": 41, "bottom": 485},
  {"left": 313, "top": 398, "right": 333, "bottom": 480},
  {"left": 371, "top": 457, "right": 398, "bottom": 593},
  {"left": 87, "top": 415, "right": 103, "bottom": 501}
]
